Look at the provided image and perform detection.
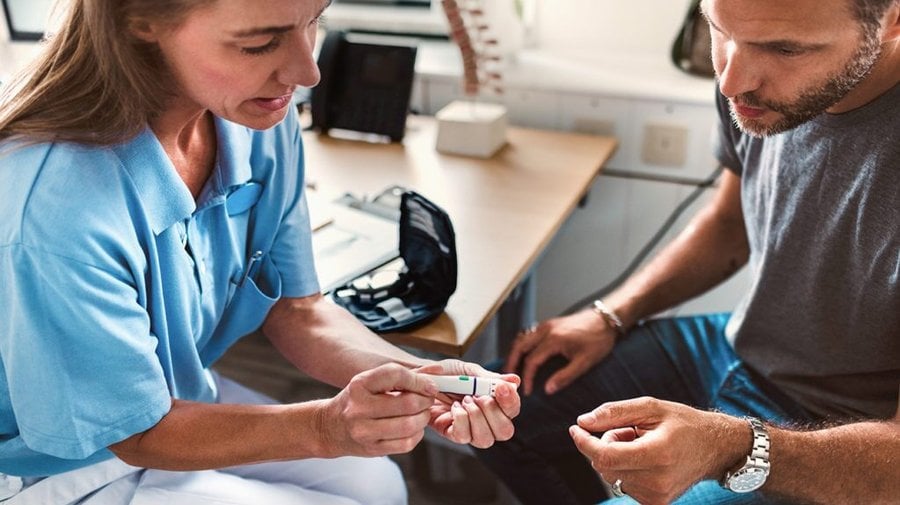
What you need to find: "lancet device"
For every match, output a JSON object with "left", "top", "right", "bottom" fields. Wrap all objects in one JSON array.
[{"left": 423, "top": 374, "right": 504, "bottom": 397}]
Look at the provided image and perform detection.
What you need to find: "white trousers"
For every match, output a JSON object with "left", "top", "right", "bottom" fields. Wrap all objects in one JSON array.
[{"left": 8, "top": 374, "right": 407, "bottom": 505}]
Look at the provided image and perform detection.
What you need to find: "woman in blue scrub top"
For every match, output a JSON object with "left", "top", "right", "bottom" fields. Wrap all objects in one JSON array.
[{"left": 0, "top": 0, "right": 520, "bottom": 503}]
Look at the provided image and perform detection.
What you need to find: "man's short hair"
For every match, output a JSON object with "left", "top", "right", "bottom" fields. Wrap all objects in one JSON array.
[{"left": 852, "top": 0, "right": 897, "bottom": 33}]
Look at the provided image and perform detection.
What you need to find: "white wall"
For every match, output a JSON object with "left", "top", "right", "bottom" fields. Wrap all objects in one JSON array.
[
  {"left": 534, "top": 0, "right": 693, "bottom": 60},
  {"left": 0, "top": 8, "right": 44, "bottom": 85}
]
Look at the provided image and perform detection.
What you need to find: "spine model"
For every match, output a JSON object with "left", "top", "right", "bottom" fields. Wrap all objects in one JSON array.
[{"left": 440, "top": 0, "right": 503, "bottom": 97}]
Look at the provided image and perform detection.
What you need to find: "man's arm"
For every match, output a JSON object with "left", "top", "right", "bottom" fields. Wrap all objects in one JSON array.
[
  {"left": 604, "top": 167, "right": 748, "bottom": 329},
  {"left": 570, "top": 392, "right": 900, "bottom": 505},
  {"left": 764, "top": 400, "right": 900, "bottom": 504},
  {"left": 508, "top": 168, "right": 749, "bottom": 394}
]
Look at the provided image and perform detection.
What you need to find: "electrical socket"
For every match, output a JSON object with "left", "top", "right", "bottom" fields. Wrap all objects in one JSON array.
[
  {"left": 572, "top": 118, "right": 616, "bottom": 137},
  {"left": 641, "top": 123, "right": 688, "bottom": 167}
]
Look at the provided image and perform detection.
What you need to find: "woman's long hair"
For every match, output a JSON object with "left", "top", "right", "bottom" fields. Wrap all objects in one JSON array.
[{"left": 0, "top": 0, "right": 211, "bottom": 146}]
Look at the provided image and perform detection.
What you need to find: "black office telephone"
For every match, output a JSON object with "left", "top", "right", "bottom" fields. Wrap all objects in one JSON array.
[{"left": 311, "top": 30, "right": 418, "bottom": 142}]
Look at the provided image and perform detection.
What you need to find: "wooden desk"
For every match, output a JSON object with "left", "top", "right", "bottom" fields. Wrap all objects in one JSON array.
[{"left": 304, "top": 115, "right": 617, "bottom": 356}]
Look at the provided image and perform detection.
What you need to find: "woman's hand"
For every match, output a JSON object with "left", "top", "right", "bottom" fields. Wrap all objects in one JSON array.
[
  {"left": 569, "top": 397, "right": 748, "bottom": 505},
  {"left": 317, "top": 363, "right": 437, "bottom": 457},
  {"left": 505, "top": 309, "right": 616, "bottom": 395},
  {"left": 415, "top": 360, "right": 521, "bottom": 449}
]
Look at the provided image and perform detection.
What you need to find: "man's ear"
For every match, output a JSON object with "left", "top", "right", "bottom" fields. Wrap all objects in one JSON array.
[{"left": 882, "top": 1, "right": 900, "bottom": 42}]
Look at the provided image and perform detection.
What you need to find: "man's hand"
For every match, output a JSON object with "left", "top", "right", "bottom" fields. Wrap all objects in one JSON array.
[
  {"left": 505, "top": 310, "right": 616, "bottom": 395},
  {"left": 317, "top": 363, "right": 437, "bottom": 457},
  {"left": 569, "top": 397, "right": 747, "bottom": 505},
  {"left": 415, "top": 360, "right": 521, "bottom": 449}
]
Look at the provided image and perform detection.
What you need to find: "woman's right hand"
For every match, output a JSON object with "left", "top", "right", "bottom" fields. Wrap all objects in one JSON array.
[
  {"left": 317, "top": 363, "right": 437, "bottom": 457},
  {"left": 505, "top": 309, "right": 618, "bottom": 396}
]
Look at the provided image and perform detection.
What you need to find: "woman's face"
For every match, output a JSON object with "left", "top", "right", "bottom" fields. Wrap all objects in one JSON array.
[{"left": 148, "top": 0, "right": 329, "bottom": 130}]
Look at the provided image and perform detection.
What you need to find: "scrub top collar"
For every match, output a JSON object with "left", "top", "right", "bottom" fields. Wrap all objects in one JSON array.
[{"left": 111, "top": 116, "right": 254, "bottom": 235}]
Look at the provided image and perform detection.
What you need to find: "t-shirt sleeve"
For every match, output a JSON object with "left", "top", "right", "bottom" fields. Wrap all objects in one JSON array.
[
  {"left": 712, "top": 89, "right": 744, "bottom": 176},
  {"left": 267, "top": 111, "right": 321, "bottom": 298},
  {"left": 0, "top": 244, "right": 171, "bottom": 460}
]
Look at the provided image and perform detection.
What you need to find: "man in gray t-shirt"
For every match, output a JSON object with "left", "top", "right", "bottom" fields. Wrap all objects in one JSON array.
[
  {"left": 477, "top": 0, "right": 899, "bottom": 503},
  {"left": 717, "top": 84, "right": 899, "bottom": 421}
]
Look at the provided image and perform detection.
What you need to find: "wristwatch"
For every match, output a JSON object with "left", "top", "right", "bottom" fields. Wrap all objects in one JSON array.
[{"left": 721, "top": 417, "right": 770, "bottom": 493}]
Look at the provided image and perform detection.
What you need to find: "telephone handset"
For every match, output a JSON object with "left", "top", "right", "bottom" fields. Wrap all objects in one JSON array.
[{"left": 311, "top": 30, "right": 418, "bottom": 142}]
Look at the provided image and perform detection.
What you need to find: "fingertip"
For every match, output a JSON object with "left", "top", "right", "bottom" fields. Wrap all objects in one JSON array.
[
  {"left": 545, "top": 382, "right": 557, "bottom": 395},
  {"left": 576, "top": 412, "right": 594, "bottom": 426},
  {"left": 502, "top": 373, "right": 522, "bottom": 386},
  {"left": 568, "top": 424, "right": 581, "bottom": 439}
]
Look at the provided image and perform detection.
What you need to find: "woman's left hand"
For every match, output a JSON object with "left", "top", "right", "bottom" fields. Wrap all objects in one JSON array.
[{"left": 414, "top": 360, "right": 521, "bottom": 448}]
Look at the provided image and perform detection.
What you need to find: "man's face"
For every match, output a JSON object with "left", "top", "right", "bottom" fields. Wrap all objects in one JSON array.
[
  {"left": 149, "top": 0, "right": 330, "bottom": 130},
  {"left": 703, "top": 0, "right": 883, "bottom": 136}
]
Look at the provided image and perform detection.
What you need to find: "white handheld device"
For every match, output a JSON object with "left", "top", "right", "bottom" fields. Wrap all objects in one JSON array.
[{"left": 423, "top": 374, "right": 504, "bottom": 397}]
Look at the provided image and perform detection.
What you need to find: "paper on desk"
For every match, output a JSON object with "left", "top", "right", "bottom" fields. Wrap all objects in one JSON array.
[
  {"left": 306, "top": 190, "right": 335, "bottom": 231},
  {"left": 312, "top": 201, "right": 399, "bottom": 294}
]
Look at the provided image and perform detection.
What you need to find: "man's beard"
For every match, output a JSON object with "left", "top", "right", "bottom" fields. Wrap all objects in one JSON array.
[{"left": 728, "top": 31, "right": 882, "bottom": 137}]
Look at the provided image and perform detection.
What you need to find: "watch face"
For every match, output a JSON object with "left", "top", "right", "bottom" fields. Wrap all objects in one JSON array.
[{"left": 729, "top": 467, "right": 767, "bottom": 493}]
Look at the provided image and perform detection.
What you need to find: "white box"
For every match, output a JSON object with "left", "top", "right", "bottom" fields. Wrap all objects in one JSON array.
[{"left": 435, "top": 100, "right": 508, "bottom": 158}]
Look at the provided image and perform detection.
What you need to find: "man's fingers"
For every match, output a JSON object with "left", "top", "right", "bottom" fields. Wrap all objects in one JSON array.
[
  {"left": 600, "top": 426, "right": 639, "bottom": 443},
  {"left": 520, "top": 342, "right": 556, "bottom": 396},
  {"left": 544, "top": 357, "right": 591, "bottom": 395},
  {"left": 570, "top": 422, "right": 656, "bottom": 472},
  {"left": 504, "top": 328, "right": 541, "bottom": 374},
  {"left": 569, "top": 424, "right": 603, "bottom": 461},
  {"left": 577, "top": 396, "right": 661, "bottom": 432}
]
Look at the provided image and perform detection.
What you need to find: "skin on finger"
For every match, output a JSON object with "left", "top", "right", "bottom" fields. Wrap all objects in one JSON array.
[
  {"left": 491, "top": 381, "right": 521, "bottom": 419},
  {"left": 504, "top": 328, "right": 542, "bottom": 374},
  {"left": 599, "top": 426, "right": 640, "bottom": 443},
  {"left": 358, "top": 390, "right": 437, "bottom": 419},
  {"left": 445, "top": 400, "right": 472, "bottom": 444},
  {"left": 354, "top": 363, "right": 439, "bottom": 397},
  {"left": 544, "top": 355, "right": 592, "bottom": 395},
  {"left": 576, "top": 397, "right": 662, "bottom": 432},
  {"left": 349, "top": 409, "right": 432, "bottom": 445},
  {"left": 520, "top": 341, "right": 559, "bottom": 395},
  {"left": 569, "top": 424, "right": 606, "bottom": 462},
  {"left": 460, "top": 395, "right": 493, "bottom": 448},
  {"left": 571, "top": 423, "right": 659, "bottom": 472},
  {"left": 364, "top": 412, "right": 433, "bottom": 456},
  {"left": 473, "top": 395, "right": 516, "bottom": 442}
]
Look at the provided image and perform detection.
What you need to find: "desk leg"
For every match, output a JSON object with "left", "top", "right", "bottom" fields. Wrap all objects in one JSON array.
[{"left": 496, "top": 269, "right": 537, "bottom": 358}]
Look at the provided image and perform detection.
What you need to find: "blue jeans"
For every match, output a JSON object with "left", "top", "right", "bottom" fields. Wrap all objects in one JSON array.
[{"left": 475, "top": 313, "right": 816, "bottom": 505}]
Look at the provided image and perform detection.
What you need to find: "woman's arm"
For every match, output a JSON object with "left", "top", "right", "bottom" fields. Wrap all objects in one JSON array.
[
  {"left": 109, "top": 363, "right": 437, "bottom": 470},
  {"left": 261, "top": 293, "right": 427, "bottom": 387}
]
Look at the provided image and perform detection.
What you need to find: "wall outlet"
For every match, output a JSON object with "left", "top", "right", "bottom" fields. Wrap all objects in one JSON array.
[
  {"left": 572, "top": 117, "right": 616, "bottom": 136},
  {"left": 641, "top": 123, "right": 688, "bottom": 167}
]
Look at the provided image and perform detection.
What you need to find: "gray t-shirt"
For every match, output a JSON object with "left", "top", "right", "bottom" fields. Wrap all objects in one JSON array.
[{"left": 714, "top": 83, "right": 899, "bottom": 420}]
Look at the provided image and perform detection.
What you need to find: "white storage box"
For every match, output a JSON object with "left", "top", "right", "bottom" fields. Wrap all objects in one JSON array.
[{"left": 435, "top": 100, "right": 508, "bottom": 158}]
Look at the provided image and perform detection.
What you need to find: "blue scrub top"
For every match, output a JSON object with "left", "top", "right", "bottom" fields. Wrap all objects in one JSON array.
[{"left": 0, "top": 110, "right": 320, "bottom": 477}]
